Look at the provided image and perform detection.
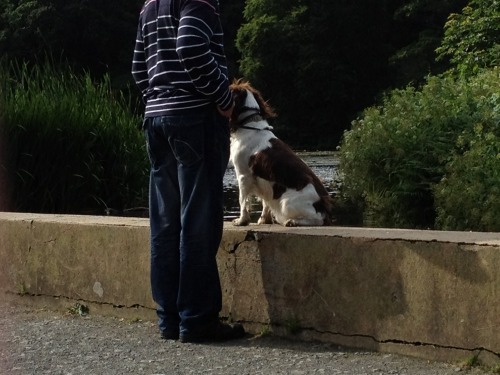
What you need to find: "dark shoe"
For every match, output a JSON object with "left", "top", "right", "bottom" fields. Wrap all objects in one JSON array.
[
  {"left": 179, "top": 322, "right": 245, "bottom": 343},
  {"left": 160, "top": 330, "right": 179, "bottom": 340}
]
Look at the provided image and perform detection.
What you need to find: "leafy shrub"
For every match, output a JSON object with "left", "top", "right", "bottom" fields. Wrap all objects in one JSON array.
[
  {"left": 0, "top": 60, "right": 148, "bottom": 214},
  {"left": 434, "top": 85, "right": 500, "bottom": 231},
  {"left": 337, "top": 68, "right": 500, "bottom": 229}
]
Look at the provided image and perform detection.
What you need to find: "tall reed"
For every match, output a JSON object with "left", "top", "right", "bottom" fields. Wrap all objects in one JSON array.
[{"left": 0, "top": 60, "right": 148, "bottom": 214}]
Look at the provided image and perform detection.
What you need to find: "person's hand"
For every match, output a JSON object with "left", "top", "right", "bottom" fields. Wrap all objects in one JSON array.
[{"left": 218, "top": 101, "right": 235, "bottom": 119}]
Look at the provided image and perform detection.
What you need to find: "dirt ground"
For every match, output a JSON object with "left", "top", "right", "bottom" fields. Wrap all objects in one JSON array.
[{"left": 0, "top": 301, "right": 496, "bottom": 375}]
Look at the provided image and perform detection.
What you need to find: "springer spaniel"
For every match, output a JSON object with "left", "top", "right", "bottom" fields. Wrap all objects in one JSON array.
[{"left": 229, "top": 80, "right": 333, "bottom": 227}]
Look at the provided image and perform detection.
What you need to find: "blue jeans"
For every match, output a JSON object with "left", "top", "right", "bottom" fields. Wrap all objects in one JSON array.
[{"left": 144, "top": 110, "right": 230, "bottom": 335}]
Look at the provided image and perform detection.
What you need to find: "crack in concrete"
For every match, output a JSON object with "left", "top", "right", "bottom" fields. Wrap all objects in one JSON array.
[
  {"left": 306, "top": 327, "right": 500, "bottom": 358},
  {"left": 9, "top": 291, "right": 153, "bottom": 311},
  {"left": 245, "top": 230, "right": 264, "bottom": 242},
  {"left": 235, "top": 318, "right": 500, "bottom": 358},
  {"left": 227, "top": 230, "right": 262, "bottom": 254},
  {"left": 369, "top": 237, "right": 497, "bottom": 248}
]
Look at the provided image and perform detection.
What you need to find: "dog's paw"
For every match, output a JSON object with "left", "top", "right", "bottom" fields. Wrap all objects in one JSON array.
[
  {"left": 233, "top": 218, "right": 250, "bottom": 226},
  {"left": 284, "top": 219, "right": 298, "bottom": 227}
]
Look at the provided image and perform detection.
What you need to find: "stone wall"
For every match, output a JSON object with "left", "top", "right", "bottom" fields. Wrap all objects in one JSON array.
[{"left": 0, "top": 212, "right": 498, "bottom": 365}]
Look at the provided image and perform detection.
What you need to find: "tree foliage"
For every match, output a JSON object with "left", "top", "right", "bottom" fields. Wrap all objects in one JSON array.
[
  {"left": 336, "top": 0, "right": 500, "bottom": 231},
  {"left": 0, "top": 0, "right": 143, "bottom": 83},
  {"left": 389, "top": 0, "right": 468, "bottom": 85},
  {"left": 236, "top": 0, "right": 467, "bottom": 149},
  {"left": 436, "top": 0, "right": 500, "bottom": 76},
  {"left": 220, "top": 0, "right": 246, "bottom": 78},
  {"left": 1, "top": 0, "right": 471, "bottom": 148},
  {"left": 237, "top": 0, "right": 397, "bottom": 148}
]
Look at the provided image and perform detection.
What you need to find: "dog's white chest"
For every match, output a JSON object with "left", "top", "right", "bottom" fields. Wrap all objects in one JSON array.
[{"left": 230, "top": 127, "right": 274, "bottom": 173}]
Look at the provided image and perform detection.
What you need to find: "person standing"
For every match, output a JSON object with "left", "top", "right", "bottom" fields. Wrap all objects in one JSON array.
[{"left": 132, "top": 0, "right": 244, "bottom": 343}]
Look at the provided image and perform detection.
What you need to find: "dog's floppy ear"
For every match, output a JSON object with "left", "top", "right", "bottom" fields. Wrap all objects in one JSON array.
[
  {"left": 251, "top": 88, "right": 277, "bottom": 119},
  {"left": 229, "top": 84, "right": 248, "bottom": 124}
]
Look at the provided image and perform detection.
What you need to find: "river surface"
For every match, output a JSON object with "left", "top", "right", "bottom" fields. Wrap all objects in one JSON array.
[{"left": 223, "top": 152, "right": 339, "bottom": 221}]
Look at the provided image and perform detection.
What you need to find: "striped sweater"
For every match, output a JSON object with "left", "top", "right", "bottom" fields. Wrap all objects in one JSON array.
[{"left": 131, "top": 0, "right": 232, "bottom": 117}]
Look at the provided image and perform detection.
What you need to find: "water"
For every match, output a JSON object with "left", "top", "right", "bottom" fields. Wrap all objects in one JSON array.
[{"left": 223, "top": 151, "right": 339, "bottom": 221}]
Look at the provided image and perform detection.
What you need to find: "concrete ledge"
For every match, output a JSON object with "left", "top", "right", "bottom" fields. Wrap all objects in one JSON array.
[{"left": 0, "top": 212, "right": 499, "bottom": 365}]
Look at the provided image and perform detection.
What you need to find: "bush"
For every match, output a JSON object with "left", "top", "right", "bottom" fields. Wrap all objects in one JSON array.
[
  {"left": 0, "top": 60, "right": 148, "bottom": 214},
  {"left": 434, "top": 85, "right": 500, "bottom": 231},
  {"left": 337, "top": 67, "right": 500, "bottom": 230}
]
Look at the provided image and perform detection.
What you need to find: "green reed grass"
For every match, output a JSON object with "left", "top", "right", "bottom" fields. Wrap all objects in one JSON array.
[{"left": 0, "top": 60, "right": 148, "bottom": 214}]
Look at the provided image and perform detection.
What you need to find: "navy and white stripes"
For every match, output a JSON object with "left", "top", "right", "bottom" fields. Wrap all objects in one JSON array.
[{"left": 132, "top": 0, "right": 232, "bottom": 117}]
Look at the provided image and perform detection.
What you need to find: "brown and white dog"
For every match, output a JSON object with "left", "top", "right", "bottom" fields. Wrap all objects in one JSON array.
[{"left": 229, "top": 80, "right": 333, "bottom": 227}]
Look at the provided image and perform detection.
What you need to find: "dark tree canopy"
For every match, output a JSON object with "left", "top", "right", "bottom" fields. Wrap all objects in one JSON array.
[
  {"left": 0, "top": 0, "right": 472, "bottom": 148},
  {"left": 0, "top": 0, "right": 143, "bottom": 81},
  {"left": 236, "top": 0, "right": 469, "bottom": 148}
]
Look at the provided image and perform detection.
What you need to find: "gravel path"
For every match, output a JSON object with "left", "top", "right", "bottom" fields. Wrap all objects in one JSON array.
[{"left": 0, "top": 301, "right": 493, "bottom": 375}]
